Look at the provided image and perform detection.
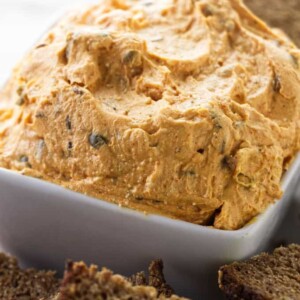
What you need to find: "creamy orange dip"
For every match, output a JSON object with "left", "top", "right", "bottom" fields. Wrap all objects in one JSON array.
[{"left": 0, "top": 0, "right": 299, "bottom": 230}]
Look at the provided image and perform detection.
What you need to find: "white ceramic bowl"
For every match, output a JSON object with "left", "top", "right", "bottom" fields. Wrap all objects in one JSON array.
[
  {"left": 0, "top": 155, "right": 299, "bottom": 299},
  {"left": 0, "top": 5, "right": 300, "bottom": 298}
]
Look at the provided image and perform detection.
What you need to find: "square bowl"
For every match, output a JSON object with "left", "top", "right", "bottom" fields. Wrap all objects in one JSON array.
[
  {"left": 0, "top": 155, "right": 299, "bottom": 299},
  {"left": 0, "top": 4, "right": 299, "bottom": 298}
]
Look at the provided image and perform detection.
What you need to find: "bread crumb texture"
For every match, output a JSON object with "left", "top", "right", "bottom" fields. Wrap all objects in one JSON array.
[
  {"left": 219, "top": 244, "right": 300, "bottom": 299},
  {"left": 59, "top": 259, "right": 187, "bottom": 300},
  {"left": 0, "top": 252, "right": 186, "bottom": 299}
]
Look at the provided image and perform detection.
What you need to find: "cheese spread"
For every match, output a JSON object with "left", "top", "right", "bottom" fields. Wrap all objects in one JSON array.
[{"left": 0, "top": 0, "right": 299, "bottom": 229}]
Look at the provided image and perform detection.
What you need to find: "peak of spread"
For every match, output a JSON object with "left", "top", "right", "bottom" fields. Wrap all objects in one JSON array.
[{"left": 0, "top": 0, "right": 299, "bottom": 230}]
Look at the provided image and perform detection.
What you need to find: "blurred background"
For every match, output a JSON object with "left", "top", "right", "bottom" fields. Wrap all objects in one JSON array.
[
  {"left": 245, "top": 0, "right": 300, "bottom": 47},
  {"left": 0, "top": 0, "right": 98, "bottom": 83},
  {"left": 0, "top": 0, "right": 299, "bottom": 84}
]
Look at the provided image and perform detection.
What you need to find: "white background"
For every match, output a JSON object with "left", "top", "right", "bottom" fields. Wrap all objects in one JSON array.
[{"left": 0, "top": 0, "right": 96, "bottom": 83}]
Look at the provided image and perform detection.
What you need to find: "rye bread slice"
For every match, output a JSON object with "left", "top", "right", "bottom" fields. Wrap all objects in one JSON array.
[
  {"left": 129, "top": 259, "right": 175, "bottom": 297},
  {"left": 58, "top": 260, "right": 187, "bottom": 300},
  {"left": 244, "top": 0, "right": 300, "bottom": 46},
  {"left": 0, "top": 252, "right": 184, "bottom": 300},
  {"left": 218, "top": 244, "right": 300, "bottom": 300},
  {"left": 0, "top": 252, "right": 59, "bottom": 300}
]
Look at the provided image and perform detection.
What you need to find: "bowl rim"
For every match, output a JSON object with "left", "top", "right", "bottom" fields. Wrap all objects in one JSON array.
[
  {"left": 0, "top": 2, "right": 299, "bottom": 238},
  {"left": 0, "top": 153, "right": 299, "bottom": 237}
]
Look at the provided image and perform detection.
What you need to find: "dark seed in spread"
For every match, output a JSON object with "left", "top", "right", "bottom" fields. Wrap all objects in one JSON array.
[
  {"left": 16, "top": 97, "right": 25, "bottom": 106},
  {"left": 19, "top": 155, "right": 32, "bottom": 168},
  {"left": 68, "top": 141, "right": 73, "bottom": 150},
  {"left": 201, "top": 5, "right": 214, "bottom": 17},
  {"left": 19, "top": 155, "right": 29, "bottom": 163},
  {"left": 122, "top": 50, "right": 139, "bottom": 65},
  {"left": 152, "top": 200, "right": 163, "bottom": 204},
  {"left": 273, "top": 75, "right": 281, "bottom": 93},
  {"left": 16, "top": 87, "right": 25, "bottom": 106},
  {"left": 197, "top": 148, "right": 205, "bottom": 154},
  {"left": 66, "top": 115, "right": 72, "bottom": 130},
  {"left": 221, "top": 155, "right": 237, "bottom": 171},
  {"left": 215, "top": 123, "right": 222, "bottom": 130},
  {"left": 63, "top": 45, "right": 70, "bottom": 64},
  {"left": 72, "top": 86, "right": 84, "bottom": 95},
  {"left": 187, "top": 170, "right": 196, "bottom": 176},
  {"left": 89, "top": 133, "right": 108, "bottom": 149},
  {"left": 220, "top": 140, "right": 226, "bottom": 154},
  {"left": 122, "top": 50, "right": 143, "bottom": 75},
  {"left": 151, "top": 36, "right": 164, "bottom": 42},
  {"left": 210, "top": 112, "right": 223, "bottom": 129},
  {"left": 35, "top": 112, "right": 45, "bottom": 118},
  {"left": 142, "top": 1, "right": 153, "bottom": 6},
  {"left": 36, "top": 44, "right": 47, "bottom": 49}
]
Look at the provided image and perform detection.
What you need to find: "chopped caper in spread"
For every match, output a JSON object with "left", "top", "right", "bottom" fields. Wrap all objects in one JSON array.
[{"left": 88, "top": 133, "right": 108, "bottom": 149}]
